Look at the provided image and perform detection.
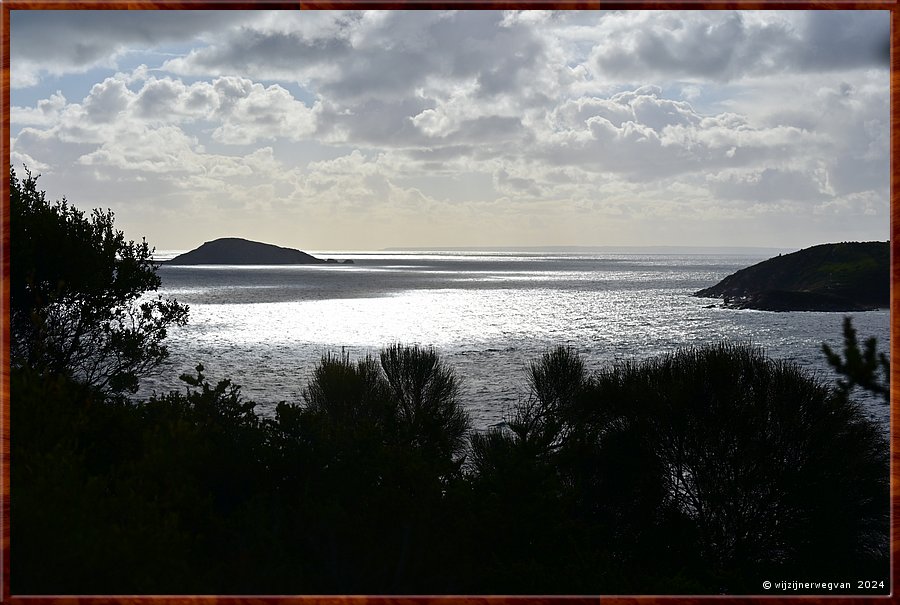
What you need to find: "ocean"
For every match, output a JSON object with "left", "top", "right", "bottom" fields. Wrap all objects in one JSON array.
[{"left": 139, "top": 251, "right": 891, "bottom": 428}]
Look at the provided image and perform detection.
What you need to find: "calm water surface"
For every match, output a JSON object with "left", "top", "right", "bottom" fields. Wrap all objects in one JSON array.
[{"left": 141, "top": 251, "right": 890, "bottom": 428}]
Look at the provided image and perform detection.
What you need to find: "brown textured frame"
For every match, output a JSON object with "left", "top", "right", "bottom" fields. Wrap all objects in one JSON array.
[{"left": 0, "top": 1, "right": 896, "bottom": 603}]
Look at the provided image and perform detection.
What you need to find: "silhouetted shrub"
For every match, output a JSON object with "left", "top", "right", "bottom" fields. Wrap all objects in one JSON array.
[
  {"left": 381, "top": 344, "right": 470, "bottom": 473},
  {"left": 464, "top": 342, "right": 888, "bottom": 593},
  {"left": 262, "top": 347, "right": 472, "bottom": 593},
  {"left": 823, "top": 315, "right": 890, "bottom": 404},
  {"left": 505, "top": 345, "right": 588, "bottom": 455},
  {"left": 10, "top": 166, "right": 188, "bottom": 394},
  {"left": 574, "top": 342, "right": 887, "bottom": 592},
  {"left": 12, "top": 339, "right": 886, "bottom": 594}
]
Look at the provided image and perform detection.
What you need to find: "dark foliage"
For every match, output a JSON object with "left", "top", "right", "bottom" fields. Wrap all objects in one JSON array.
[
  {"left": 10, "top": 166, "right": 188, "bottom": 393},
  {"left": 444, "top": 343, "right": 887, "bottom": 594},
  {"left": 266, "top": 347, "right": 471, "bottom": 593},
  {"left": 12, "top": 340, "right": 888, "bottom": 595},
  {"left": 578, "top": 343, "right": 888, "bottom": 592},
  {"left": 823, "top": 316, "right": 890, "bottom": 404}
]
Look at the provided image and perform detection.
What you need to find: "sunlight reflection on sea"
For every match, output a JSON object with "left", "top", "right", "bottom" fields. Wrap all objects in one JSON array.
[{"left": 141, "top": 252, "right": 890, "bottom": 429}]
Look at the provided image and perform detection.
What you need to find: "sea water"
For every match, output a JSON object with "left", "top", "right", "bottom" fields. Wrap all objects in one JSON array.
[{"left": 139, "top": 251, "right": 891, "bottom": 428}]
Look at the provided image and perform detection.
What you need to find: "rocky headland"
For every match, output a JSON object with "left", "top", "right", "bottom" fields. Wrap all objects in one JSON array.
[{"left": 694, "top": 241, "right": 889, "bottom": 312}]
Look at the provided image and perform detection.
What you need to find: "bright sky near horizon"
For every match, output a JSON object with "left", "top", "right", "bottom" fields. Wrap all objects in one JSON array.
[{"left": 9, "top": 10, "right": 890, "bottom": 251}]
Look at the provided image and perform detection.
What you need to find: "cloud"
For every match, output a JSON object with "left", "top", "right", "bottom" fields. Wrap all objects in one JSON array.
[
  {"left": 709, "top": 168, "right": 828, "bottom": 202},
  {"left": 161, "top": 11, "right": 557, "bottom": 151},
  {"left": 149, "top": 10, "right": 889, "bottom": 183},
  {"left": 163, "top": 11, "right": 554, "bottom": 108},
  {"left": 209, "top": 78, "right": 319, "bottom": 144},
  {"left": 10, "top": 10, "right": 249, "bottom": 88},
  {"left": 9, "top": 11, "right": 889, "bottom": 248},
  {"left": 83, "top": 77, "right": 131, "bottom": 122},
  {"left": 793, "top": 11, "right": 891, "bottom": 71},
  {"left": 14, "top": 70, "right": 319, "bottom": 148},
  {"left": 534, "top": 85, "right": 817, "bottom": 180},
  {"left": 10, "top": 150, "right": 51, "bottom": 172},
  {"left": 586, "top": 11, "right": 889, "bottom": 83},
  {"left": 77, "top": 125, "right": 203, "bottom": 174},
  {"left": 157, "top": 9, "right": 564, "bottom": 166},
  {"left": 722, "top": 71, "right": 889, "bottom": 198},
  {"left": 10, "top": 91, "right": 66, "bottom": 126},
  {"left": 16, "top": 10, "right": 886, "bottom": 93},
  {"left": 162, "top": 24, "right": 354, "bottom": 85}
]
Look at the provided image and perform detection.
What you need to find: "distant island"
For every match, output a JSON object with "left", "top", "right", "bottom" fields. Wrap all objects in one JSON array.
[
  {"left": 694, "top": 241, "right": 889, "bottom": 312},
  {"left": 166, "top": 237, "right": 354, "bottom": 265}
]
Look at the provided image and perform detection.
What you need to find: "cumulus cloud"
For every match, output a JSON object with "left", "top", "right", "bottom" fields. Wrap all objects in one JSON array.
[
  {"left": 534, "top": 85, "right": 818, "bottom": 180},
  {"left": 77, "top": 125, "right": 202, "bottom": 174},
  {"left": 209, "top": 78, "right": 319, "bottom": 144},
  {"left": 9, "top": 10, "right": 889, "bottom": 248},
  {"left": 10, "top": 91, "right": 66, "bottom": 126},
  {"left": 14, "top": 70, "right": 319, "bottom": 149},
  {"left": 83, "top": 77, "right": 131, "bottom": 122},
  {"left": 159, "top": 11, "right": 559, "bottom": 154}
]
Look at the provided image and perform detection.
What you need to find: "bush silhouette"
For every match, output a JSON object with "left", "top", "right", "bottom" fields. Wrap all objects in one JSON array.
[
  {"left": 464, "top": 343, "right": 888, "bottom": 593},
  {"left": 264, "top": 347, "right": 472, "bottom": 593},
  {"left": 381, "top": 344, "right": 470, "bottom": 476},
  {"left": 559, "top": 343, "right": 887, "bottom": 592},
  {"left": 10, "top": 166, "right": 188, "bottom": 393},
  {"left": 823, "top": 315, "right": 890, "bottom": 404},
  {"left": 12, "top": 340, "right": 887, "bottom": 594}
]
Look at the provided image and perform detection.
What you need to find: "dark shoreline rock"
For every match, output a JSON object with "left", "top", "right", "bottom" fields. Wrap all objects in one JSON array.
[
  {"left": 695, "top": 241, "right": 889, "bottom": 312},
  {"left": 716, "top": 290, "right": 878, "bottom": 312}
]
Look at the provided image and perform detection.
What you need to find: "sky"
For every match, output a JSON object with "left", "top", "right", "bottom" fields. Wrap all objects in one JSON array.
[{"left": 9, "top": 10, "right": 891, "bottom": 251}]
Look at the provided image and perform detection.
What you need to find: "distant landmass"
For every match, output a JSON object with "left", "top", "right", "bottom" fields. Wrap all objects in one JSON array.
[
  {"left": 694, "top": 241, "right": 889, "bottom": 312},
  {"left": 384, "top": 245, "right": 793, "bottom": 255},
  {"left": 166, "top": 238, "right": 353, "bottom": 265}
]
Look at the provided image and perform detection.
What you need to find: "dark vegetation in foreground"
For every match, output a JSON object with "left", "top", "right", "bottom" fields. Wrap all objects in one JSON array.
[
  {"left": 10, "top": 168, "right": 891, "bottom": 595},
  {"left": 13, "top": 341, "right": 890, "bottom": 595}
]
